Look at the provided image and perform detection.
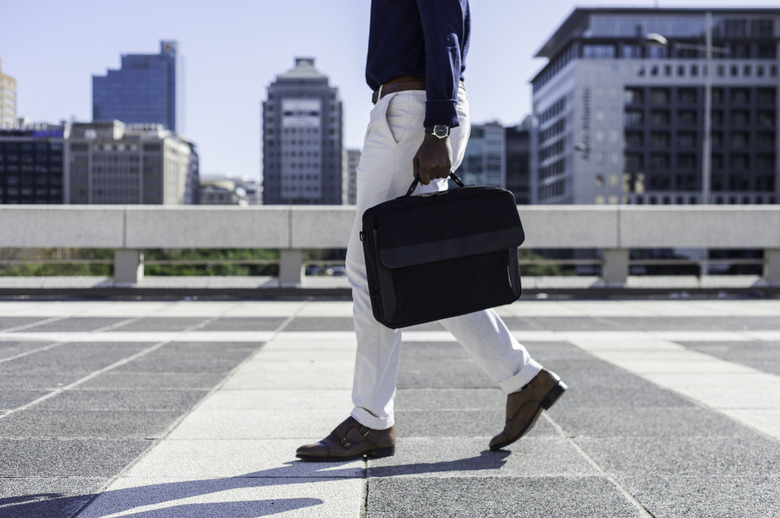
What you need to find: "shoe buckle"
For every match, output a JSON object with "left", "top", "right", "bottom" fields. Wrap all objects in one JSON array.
[
  {"left": 359, "top": 426, "right": 371, "bottom": 438},
  {"left": 340, "top": 437, "right": 352, "bottom": 448}
]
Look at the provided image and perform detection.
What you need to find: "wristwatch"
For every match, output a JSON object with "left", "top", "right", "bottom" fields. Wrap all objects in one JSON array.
[{"left": 425, "top": 124, "right": 450, "bottom": 139}]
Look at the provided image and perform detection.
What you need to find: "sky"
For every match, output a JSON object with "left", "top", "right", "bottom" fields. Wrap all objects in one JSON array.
[{"left": 3, "top": 0, "right": 780, "bottom": 180}]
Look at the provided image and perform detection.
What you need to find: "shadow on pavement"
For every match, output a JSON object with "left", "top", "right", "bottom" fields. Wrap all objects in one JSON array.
[{"left": 0, "top": 451, "right": 511, "bottom": 517}]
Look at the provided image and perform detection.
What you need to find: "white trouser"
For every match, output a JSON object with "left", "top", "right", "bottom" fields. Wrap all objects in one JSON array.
[{"left": 346, "top": 84, "right": 542, "bottom": 430}]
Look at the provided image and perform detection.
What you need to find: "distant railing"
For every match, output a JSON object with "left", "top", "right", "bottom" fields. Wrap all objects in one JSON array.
[{"left": 1, "top": 205, "right": 778, "bottom": 287}]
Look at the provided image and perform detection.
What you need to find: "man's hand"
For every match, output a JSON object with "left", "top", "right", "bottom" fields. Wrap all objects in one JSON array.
[{"left": 413, "top": 133, "right": 453, "bottom": 185}]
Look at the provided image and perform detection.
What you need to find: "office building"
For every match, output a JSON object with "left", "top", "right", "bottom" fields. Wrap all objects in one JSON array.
[
  {"left": 92, "top": 41, "right": 184, "bottom": 133},
  {"left": 0, "top": 59, "right": 17, "bottom": 127},
  {"left": 262, "top": 58, "right": 345, "bottom": 205},
  {"left": 0, "top": 123, "right": 66, "bottom": 204},
  {"left": 531, "top": 7, "right": 780, "bottom": 205},
  {"left": 345, "top": 148, "right": 360, "bottom": 205},
  {"left": 66, "top": 121, "right": 197, "bottom": 204},
  {"left": 505, "top": 118, "right": 532, "bottom": 204},
  {"left": 456, "top": 122, "right": 506, "bottom": 189}
]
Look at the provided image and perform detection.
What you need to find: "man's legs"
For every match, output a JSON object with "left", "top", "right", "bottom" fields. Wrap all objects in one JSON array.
[{"left": 297, "top": 85, "right": 563, "bottom": 461}]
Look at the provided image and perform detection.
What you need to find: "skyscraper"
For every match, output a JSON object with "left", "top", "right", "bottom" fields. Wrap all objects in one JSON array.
[
  {"left": 262, "top": 58, "right": 344, "bottom": 205},
  {"left": 531, "top": 8, "right": 780, "bottom": 205},
  {"left": 92, "top": 41, "right": 184, "bottom": 133},
  {"left": 0, "top": 58, "right": 17, "bottom": 127}
]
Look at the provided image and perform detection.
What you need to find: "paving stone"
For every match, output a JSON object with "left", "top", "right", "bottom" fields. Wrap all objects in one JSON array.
[
  {"left": 400, "top": 341, "right": 473, "bottom": 361},
  {"left": 112, "top": 342, "right": 259, "bottom": 374},
  {"left": 0, "top": 439, "right": 150, "bottom": 477},
  {"left": 394, "top": 388, "right": 504, "bottom": 411},
  {"left": 119, "top": 439, "right": 363, "bottom": 479},
  {"left": 77, "top": 477, "right": 364, "bottom": 518},
  {"left": 108, "top": 317, "right": 210, "bottom": 332},
  {"left": 577, "top": 435, "right": 780, "bottom": 478},
  {"left": 198, "top": 317, "right": 288, "bottom": 332},
  {"left": 619, "top": 474, "right": 780, "bottom": 518},
  {"left": 0, "top": 341, "right": 56, "bottom": 361},
  {"left": 366, "top": 476, "right": 644, "bottom": 517},
  {"left": 0, "top": 477, "right": 107, "bottom": 518},
  {"left": 33, "top": 389, "right": 209, "bottom": 412},
  {"left": 0, "top": 390, "right": 51, "bottom": 410},
  {"left": 394, "top": 409, "right": 558, "bottom": 439},
  {"left": 613, "top": 316, "right": 780, "bottom": 332},
  {"left": 682, "top": 340, "right": 780, "bottom": 377},
  {"left": 0, "top": 318, "right": 50, "bottom": 331},
  {"left": 0, "top": 342, "right": 156, "bottom": 376},
  {"left": 367, "top": 437, "right": 597, "bottom": 478},
  {"left": 0, "top": 410, "right": 183, "bottom": 439},
  {"left": 554, "top": 407, "right": 750, "bottom": 438},
  {"left": 78, "top": 372, "right": 228, "bottom": 390},
  {"left": 20, "top": 317, "right": 130, "bottom": 332},
  {"left": 284, "top": 317, "right": 354, "bottom": 331}
]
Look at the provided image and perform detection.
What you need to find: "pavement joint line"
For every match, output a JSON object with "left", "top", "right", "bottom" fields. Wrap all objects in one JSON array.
[
  {"left": 0, "top": 339, "right": 175, "bottom": 421},
  {"left": 0, "top": 314, "right": 226, "bottom": 421},
  {"left": 0, "top": 315, "right": 69, "bottom": 333},
  {"left": 543, "top": 413, "right": 655, "bottom": 517},
  {"left": 0, "top": 339, "right": 70, "bottom": 366},
  {"left": 90, "top": 316, "right": 146, "bottom": 333},
  {"left": 0, "top": 316, "right": 147, "bottom": 367}
]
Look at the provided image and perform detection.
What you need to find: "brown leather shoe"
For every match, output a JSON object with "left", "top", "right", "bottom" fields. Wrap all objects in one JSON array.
[
  {"left": 296, "top": 417, "right": 396, "bottom": 462},
  {"left": 489, "top": 369, "right": 567, "bottom": 451}
]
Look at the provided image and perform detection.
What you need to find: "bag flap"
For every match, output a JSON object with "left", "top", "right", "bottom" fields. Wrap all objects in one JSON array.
[{"left": 379, "top": 226, "right": 524, "bottom": 269}]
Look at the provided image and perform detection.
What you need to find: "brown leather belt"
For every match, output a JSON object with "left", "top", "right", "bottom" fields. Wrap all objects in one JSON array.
[{"left": 372, "top": 77, "right": 426, "bottom": 104}]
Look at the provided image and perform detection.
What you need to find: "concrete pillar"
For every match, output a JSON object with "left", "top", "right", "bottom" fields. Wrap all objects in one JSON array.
[
  {"left": 764, "top": 248, "right": 780, "bottom": 285},
  {"left": 114, "top": 249, "right": 144, "bottom": 285},
  {"left": 602, "top": 248, "right": 629, "bottom": 286},
  {"left": 279, "top": 249, "right": 304, "bottom": 286}
]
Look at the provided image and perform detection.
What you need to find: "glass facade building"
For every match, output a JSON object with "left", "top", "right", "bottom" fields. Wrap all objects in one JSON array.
[
  {"left": 92, "top": 41, "right": 184, "bottom": 133},
  {"left": 0, "top": 124, "right": 65, "bottom": 204},
  {"left": 531, "top": 8, "right": 780, "bottom": 205},
  {"left": 456, "top": 122, "right": 506, "bottom": 189}
]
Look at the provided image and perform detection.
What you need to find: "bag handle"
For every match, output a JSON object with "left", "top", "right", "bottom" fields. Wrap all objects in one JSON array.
[{"left": 404, "top": 172, "right": 465, "bottom": 197}]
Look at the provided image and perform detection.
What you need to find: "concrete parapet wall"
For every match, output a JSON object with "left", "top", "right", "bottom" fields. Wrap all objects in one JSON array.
[{"left": 1, "top": 205, "right": 779, "bottom": 285}]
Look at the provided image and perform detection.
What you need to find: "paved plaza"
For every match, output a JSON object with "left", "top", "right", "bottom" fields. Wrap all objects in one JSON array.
[{"left": 0, "top": 297, "right": 779, "bottom": 517}]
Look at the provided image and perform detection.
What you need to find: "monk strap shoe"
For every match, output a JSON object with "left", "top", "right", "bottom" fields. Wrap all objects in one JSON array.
[{"left": 297, "top": 417, "right": 396, "bottom": 462}]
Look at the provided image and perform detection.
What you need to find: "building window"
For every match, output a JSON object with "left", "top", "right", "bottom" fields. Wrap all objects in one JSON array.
[
  {"left": 583, "top": 44, "right": 616, "bottom": 59},
  {"left": 678, "top": 88, "right": 697, "bottom": 104},
  {"left": 625, "top": 110, "right": 644, "bottom": 127},
  {"left": 650, "top": 88, "right": 670, "bottom": 104},
  {"left": 625, "top": 131, "right": 644, "bottom": 148},
  {"left": 731, "top": 132, "right": 749, "bottom": 149},
  {"left": 650, "top": 131, "right": 670, "bottom": 147},
  {"left": 678, "top": 110, "right": 696, "bottom": 126},
  {"left": 731, "top": 110, "right": 750, "bottom": 126},
  {"left": 677, "top": 131, "right": 696, "bottom": 149},
  {"left": 624, "top": 87, "right": 643, "bottom": 104},
  {"left": 650, "top": 109, "right": 670, "bottom": 126}
]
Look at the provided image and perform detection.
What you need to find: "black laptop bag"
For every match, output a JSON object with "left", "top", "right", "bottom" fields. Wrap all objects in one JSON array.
[{"left": 360, "top": 173, "right": 525, "bottom": 329}]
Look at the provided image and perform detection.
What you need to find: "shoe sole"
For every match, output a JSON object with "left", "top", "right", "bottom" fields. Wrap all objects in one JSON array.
[
  {"left": 296, "top": 445, "right": 395, "bottom": 463},
  {"left": 490, "top": 380, "right": 568, "bottom": 451}
]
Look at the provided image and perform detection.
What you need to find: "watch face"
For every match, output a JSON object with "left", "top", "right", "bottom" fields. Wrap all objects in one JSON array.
[{"left": 433, "top": 125, "right": 449, "bottom": 138}]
